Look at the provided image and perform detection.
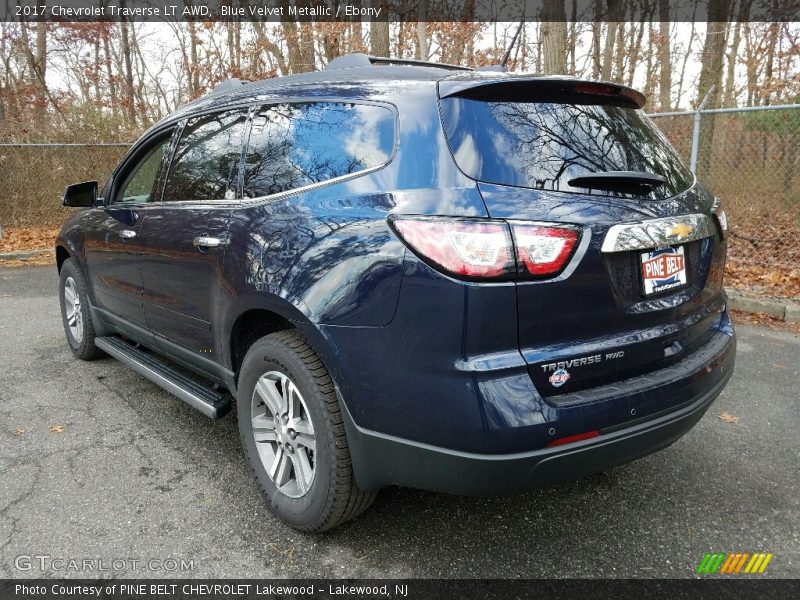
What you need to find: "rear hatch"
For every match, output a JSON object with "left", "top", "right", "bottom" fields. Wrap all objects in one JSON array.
[{"left": 439, "top": 77, "right": 727, "bottom": 402}]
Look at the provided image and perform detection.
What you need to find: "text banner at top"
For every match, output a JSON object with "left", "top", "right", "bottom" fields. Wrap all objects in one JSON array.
[{"left": 4, "top": 0, "right": 800, "bottom": 23}]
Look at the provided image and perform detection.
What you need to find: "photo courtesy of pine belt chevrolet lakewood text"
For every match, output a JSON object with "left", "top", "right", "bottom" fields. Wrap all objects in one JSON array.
[{"left": 55, "top": 54, "right": 735, "bottom": 531}]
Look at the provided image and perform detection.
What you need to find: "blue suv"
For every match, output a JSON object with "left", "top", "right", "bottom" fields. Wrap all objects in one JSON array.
[{"left": 56, "top": 54, "right": 735, "bottom": 531}]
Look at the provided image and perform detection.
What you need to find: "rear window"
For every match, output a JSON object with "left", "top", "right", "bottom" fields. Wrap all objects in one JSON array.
[
  {"left": 440, "top": 96, "right": 693, "bottom": 199},
  {"left": 243, "top": 102, "right": 394, "bottom": 198}
]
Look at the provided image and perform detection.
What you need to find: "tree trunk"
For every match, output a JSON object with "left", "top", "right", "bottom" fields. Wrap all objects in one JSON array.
[
  {"left": 299, "top": 21, "right": 315, "bottom": 72},
  {"left": 370, "top": 2, "right": 390, "bottom": 57},
  {"left": 99, "top": 26, "right": 117, "bottom": 119},
  {"left": 590, "top": 1, "right": 602, "bottom": 78},
  {"left": 626, "top": 9, "right": 648, "bottom": 87},
  {"left": 0, "top": 23, "right": 7, "bottom": 122},
  {"left": 613, "top": 20, "right": 626, "bottom": 81},
  {"left": 415, "top": 0, "right": 428, "bottom": 60},
  {"left": 676, "top": 20, "right": 696, "bottom": 110},
  {"left": 602, "top": 0, "right": 625, "bottom": 80},
  {"left": 568, "top": 0, "right": 577, "bottom": 74},
  {"left": 763, "top": 21, "right": 778, "bottom": 105},
  {"left": 119, "top": 9, "right": 137, "bottom": 127},
  {"left": 187, "top": 20, "right": 200, "bottom": 95},
  {"left": 34, "top": 22, "right": 47, "bottom": 120},
  {"left": 697, "top": 0, "right": 732, "bottom": 178},
  {"left": 657, "top": 0, "right": 671, "bottom": 109},
  {"left": 541, "top": 0, "right": 567, "bottom": 74}
]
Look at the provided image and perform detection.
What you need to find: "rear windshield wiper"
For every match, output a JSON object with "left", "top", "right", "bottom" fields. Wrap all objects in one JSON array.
[{"left": 568, "top": 170, "right": 666, "bottom": 191}]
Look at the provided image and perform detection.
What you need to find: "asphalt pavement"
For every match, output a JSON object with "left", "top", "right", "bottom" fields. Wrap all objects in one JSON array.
[{"left": 0, "top": 265, "right": 798, "bottom": 578}]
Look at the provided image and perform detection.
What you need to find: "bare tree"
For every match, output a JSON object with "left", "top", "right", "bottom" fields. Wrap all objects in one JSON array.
[
  {"left": 118, "top": 9, "right": 137, "bottom": 126},
  {"left": 370, "top": 1, "right": 390, "bottom": 57},
  {"left": 541, "top": 1, "right": 567, "bottom": 74},
  {"left": 602, "top": 0, "right": 626, "bottom": 80},
  {"left": 657, "top": 0, "right": 672, "bottom": 109},
  {"left": 697, "top": 0, "right": 733, "bottom": 177}
]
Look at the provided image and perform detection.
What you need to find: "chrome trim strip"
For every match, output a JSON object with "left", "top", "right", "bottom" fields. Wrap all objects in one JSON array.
[{"left": 601, "top": 213, "right": 716, "bottom": 253}]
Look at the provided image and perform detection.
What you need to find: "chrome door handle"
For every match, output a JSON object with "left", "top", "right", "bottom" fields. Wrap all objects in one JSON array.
[
  {"left": 119, "top": 230, "right": 136, "bottom": 239},
  {"left": 193, "top": 236, "right": 224, "bottom": 248}
]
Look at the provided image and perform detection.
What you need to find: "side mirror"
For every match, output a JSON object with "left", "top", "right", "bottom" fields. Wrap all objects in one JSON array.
[{"left": 62, "top": 181, "right": 98, "bottom": 207}]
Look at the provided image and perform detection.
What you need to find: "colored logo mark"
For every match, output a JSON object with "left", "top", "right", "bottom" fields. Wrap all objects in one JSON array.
[{"left": 696, "top": 552, "right": 774, "bottom": 574}]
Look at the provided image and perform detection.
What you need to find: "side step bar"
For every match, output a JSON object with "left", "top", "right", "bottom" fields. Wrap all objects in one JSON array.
[{"left": 95, "top": 336, "right": 232, "bottom": 419}]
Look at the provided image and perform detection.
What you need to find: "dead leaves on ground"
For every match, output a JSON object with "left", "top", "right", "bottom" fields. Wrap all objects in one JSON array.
[
  {"left": 48, "top": 424, "right": 65, "bottom": 433},
  {"left": 0, "top": 227, "right": 59, "bottom": 253},
  {"left": 718, "top": 412, "right": 740, "bottom": 425}
]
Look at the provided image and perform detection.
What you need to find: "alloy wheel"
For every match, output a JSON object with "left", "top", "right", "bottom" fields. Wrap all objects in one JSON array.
[
  {"left": 63, "top": 276, "right": 83, "bottom": 343},
  {"left": 251, "top": 371, "right": 316, "bottom": 498}
]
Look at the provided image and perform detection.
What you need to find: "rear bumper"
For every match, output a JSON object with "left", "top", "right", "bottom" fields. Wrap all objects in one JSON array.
[{"left": 344, "top": 330, "right": 735, "bottom": 495}]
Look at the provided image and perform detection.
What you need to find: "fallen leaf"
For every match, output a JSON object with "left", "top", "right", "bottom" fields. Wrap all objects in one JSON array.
[
  {"left": 48, "top": 424, "right": 65, "bottom": 433},
  {"left": 718, "top": 412, "right": 739, "bottom": 425},
  {"left": 15, "top": 428, "right": 25, "bottom": 436}
]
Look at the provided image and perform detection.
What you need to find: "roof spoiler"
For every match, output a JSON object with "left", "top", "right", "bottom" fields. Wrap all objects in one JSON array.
[
  {"left": 439, "top": 77, "right": 647, "bottom": 109},
  {"left": 326, "top": 53, "right": 472, "bottom": 72}
]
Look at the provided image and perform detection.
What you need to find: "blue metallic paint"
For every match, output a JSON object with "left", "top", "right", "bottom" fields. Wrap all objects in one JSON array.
[{"left": 56, "top": 72, "right": 735, "bottom": 492}]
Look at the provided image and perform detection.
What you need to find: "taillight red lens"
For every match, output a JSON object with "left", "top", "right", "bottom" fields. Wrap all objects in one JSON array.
[
  {"left": 390, "top": 217, "right": 515, "bottom": 279},
  {"left": 511, "top": 224, "right": 580, "bottom": 277}
]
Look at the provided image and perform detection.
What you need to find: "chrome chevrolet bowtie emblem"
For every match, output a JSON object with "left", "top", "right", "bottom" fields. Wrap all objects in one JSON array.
[{"left": 666, "top": 223, "right": 694, "bottom": 240}]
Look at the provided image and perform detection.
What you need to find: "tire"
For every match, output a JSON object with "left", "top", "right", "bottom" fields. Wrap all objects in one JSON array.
[
  {"left": 59, "top": 258, "right": 102, "bottom": 361},
  {"left": 237, "top": 330, "right": 376, "bottom": 531}
]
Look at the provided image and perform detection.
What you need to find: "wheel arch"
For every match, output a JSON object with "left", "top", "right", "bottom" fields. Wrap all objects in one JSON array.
[
  {"left": 224, "top": 296, "right": 348, "bottom": 397},
  {"left": 55, "top": 244, "right": 71, "bottom": 272}
]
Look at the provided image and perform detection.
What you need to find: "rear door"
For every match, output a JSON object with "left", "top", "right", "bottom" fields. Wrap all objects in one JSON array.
[
  {"left": 439, "top": 79, "right": 726, "bottom": 398},
  {"left": 137, "top": 108, "right": 248, "bottom": 367}
]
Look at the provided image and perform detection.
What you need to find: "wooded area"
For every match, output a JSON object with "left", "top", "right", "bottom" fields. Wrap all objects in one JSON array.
[
  {"left": 0, "top": 2, "right": 798, "bottom": 298},
  {"left": 0, "top": 1, "right": 798, "bottom": 140}
]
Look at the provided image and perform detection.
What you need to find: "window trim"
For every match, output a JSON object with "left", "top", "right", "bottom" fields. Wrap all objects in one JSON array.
[
  {"left": 113, "top": 98, "right": 399, "bottom": 210},
  {"left": 108, "top": 127, "right": 177, "bottom": 207}
]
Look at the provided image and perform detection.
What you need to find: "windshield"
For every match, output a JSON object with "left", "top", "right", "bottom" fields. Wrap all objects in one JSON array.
[{"left": 440, "top": 96, "right": 693, "bottom": 200}]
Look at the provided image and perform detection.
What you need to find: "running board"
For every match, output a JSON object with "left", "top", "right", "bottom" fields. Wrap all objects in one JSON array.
[{"left": 95, "top": 336, "right": 232, "bottom": 419}]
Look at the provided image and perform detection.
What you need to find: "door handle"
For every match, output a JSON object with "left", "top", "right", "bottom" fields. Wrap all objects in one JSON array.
[
  {"left": 193, "top": 236, "right": 225, "bottom": 249},
  {"left": 119, "top": 230, "right": 136, "bottom": 239}
]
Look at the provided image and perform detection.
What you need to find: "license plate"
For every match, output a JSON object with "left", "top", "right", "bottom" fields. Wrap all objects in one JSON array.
[{"left": 640, "top": 245, "right": 687, "bottom": 295}]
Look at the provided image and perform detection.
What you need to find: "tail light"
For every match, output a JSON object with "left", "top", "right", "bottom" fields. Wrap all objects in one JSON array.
[
  {"left": 512, "top": 225, "right": 580, "bottom": 277},
  {"left": 390, "top": 217, "right": 515, "bottom": 279},
  {"left": 390, "top": 216, "right": 580, "bottom": 281}
]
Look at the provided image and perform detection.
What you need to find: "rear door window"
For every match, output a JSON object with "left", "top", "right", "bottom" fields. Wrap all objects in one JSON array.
[
  {"left": 162, "top": 109, "right": 248, "bottom": 202},
  {"left": 440, "top": 95, "right": 693, "bottom": 199},
  {"left": 243, "top": 102, "right": 395, "bottom": 198}
]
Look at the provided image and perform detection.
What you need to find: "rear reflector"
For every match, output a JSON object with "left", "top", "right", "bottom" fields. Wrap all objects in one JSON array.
[
  {"left": 546, "top": 430, "right": 600, "bottom": 448},
  {"left": 390, "top": 217, "right": 581, "bottom": 281}
]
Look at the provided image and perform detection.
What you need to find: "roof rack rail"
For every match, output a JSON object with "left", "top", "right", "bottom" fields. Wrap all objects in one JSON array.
[
  {"left": 325, "top": 53, "right": 472, "bottom": 72},
  {"left": 211, "top": 79, "right": 250, "bottom": 94}
]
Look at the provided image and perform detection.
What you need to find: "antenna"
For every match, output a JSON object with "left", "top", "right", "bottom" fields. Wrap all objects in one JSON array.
[{"left": 500, "top": 18, "right": 525, "bottom": 69}]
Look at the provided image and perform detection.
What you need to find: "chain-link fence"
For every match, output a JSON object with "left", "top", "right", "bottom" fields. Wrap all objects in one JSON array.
[
  {"left": 1, "top": 105, "right": 798, "bottom": 296},
  {"left": 0, "top": 143, "right": 130, "bottom": 228},
  {"left": 649, "top": 104, "right": 800, "bottom": 296}
]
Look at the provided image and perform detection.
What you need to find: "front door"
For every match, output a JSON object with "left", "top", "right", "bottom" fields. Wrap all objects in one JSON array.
[
  {"left": 83, "top": 135, "right": 172, "bottom": 334},
  {"left": 137, "top": 108, "right": 248, "bottom": 367}
]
